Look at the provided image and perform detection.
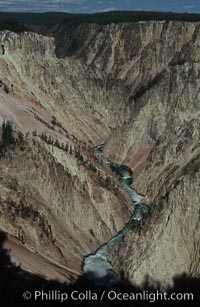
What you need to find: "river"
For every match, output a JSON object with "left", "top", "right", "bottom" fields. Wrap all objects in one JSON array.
[{"left": 83, "top": 145, "right": 150, "bottom": 287}]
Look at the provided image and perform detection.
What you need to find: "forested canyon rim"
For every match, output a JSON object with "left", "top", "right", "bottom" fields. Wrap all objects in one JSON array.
[{"left": 0, "top": 18, "right": 199, "bottom": 292}]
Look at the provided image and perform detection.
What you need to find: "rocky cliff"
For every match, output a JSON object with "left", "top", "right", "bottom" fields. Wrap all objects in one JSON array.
[
  {"left": 0, "top": 106, "right": 132, "bottom": 282},
  {"left": 0, "top": 19, "right": 199, "bottom": 289},
  {"left": 1, "top": 21, "right": 200, "bottom": 143}
]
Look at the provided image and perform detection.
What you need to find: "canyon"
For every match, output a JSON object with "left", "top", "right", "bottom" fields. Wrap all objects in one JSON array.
[{"left": 0, "top": 15, "right": 199, "bottom": 299}]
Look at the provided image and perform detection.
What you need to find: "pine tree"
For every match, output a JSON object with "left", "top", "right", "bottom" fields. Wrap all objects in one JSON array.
[{"left": 2, "top": 120, "right": 14, "bottom": 147}]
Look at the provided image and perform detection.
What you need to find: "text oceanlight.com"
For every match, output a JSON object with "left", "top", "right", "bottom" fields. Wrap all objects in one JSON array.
[{"left": 23, "top": 290, "right": 194, "bottom": 303}]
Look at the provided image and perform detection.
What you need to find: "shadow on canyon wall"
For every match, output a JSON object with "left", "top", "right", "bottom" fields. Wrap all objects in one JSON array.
[{"left": 0, "top": 231, "right": 199, "bottom": 307}]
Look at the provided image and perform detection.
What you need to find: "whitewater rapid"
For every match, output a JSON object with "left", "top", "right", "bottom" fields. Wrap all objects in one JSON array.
[{"left": 83, "top": 145, "right": 150, "bottom": 287}]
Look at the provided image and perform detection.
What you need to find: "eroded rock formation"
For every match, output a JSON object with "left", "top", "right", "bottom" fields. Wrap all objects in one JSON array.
[{"left": 0, "top": 19, "right": 199, "bottom": 289}]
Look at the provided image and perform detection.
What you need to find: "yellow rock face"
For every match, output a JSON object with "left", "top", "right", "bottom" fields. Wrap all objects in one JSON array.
[{"left": 0, "top": 20, "right": 199, "bottom": 288}]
